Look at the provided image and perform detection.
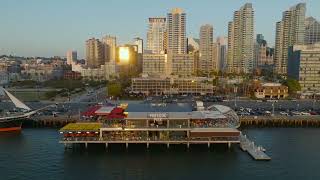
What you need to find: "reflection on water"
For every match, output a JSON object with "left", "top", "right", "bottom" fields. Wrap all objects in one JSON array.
[{"left": 1, "top": 128, "right": 320, "bottom": 180}]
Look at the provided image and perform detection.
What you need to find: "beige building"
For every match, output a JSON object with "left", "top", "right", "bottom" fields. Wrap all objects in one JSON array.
[
  {"left": 227, "top": 3, "right": 254, "bottom": 73},
  {"left": 147, "top": 17, "right": 166, "bottom": 54},
  {"left": 199, "top": 24, "right": 214, "bottom": 74},
  {"left": 167, "top": 53, "right": 194, "bottom": 77},
  {"left": 142, "top": 53, "right": 168, "bottom": 76},
  {"left": 254, "top": 83, "right": 289, "bottom": 99},
  {"left": 102, "top": 35, "right": 117, "bottom": 63},
  {"left": 274, "top": 3, "right": 306, "bottom": 74},
  {"left": 288, "top": 43, "right": 320, "bottom": 92},
  {"left": 167, "top": 8, "right": 187, "bottom": 54},
  {"left": 131, "top": 76, "right": 215, "bottom": 95},
  {"left": 66, "top": 50, "right": 77, "bottom": 65},
  {"left": 86, "top": 38, "right": 104, "bottom": 67}
]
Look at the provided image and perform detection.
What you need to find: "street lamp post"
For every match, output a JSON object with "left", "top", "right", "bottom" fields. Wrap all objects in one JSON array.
[{"left": 272, "top": 101, "right": 275, "bottom": 116}]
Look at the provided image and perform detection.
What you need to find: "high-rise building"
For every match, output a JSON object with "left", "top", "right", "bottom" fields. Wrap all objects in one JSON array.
[
  {"left": 227, "top": 22, "right": 234, "bottom": 73},
  {"left": 305, "top": 17, "right": 320, "bottom": 45},
  {"left": 147, "top": 17, "right": 166, "bottom": 54},
  {"left": 274, "top": 21, "right": 284, "bottom": 73},
  {"left": 288, "top": 43, "right": 320, "bottom": 92},
  {"left": 86, "top": 38, "right": 104, "bottom": 67},
  {"left": 133, "top": 37, "right": 144, "bottom": 73},
  {"left": 216, "top": 36, "right": 227, "bottom": 72},
  {"left": 167, "top": 8, "right": 187, "bottom": 54},
  {"left": 102, "top": 35, "right": 117, "bottom": 63},
  {"left": 66, "top": 50, "right": 77, "bottom": 65},
  {"left": 227, "top": 3, "right": 254, "bottom": 73},
  {"left": 116, "top": 44, "right": 139, "bottom": 75},
  {"left": 274, "top": 3, "right": 306, "bottom": 75},
  {"left": 199, "top": 24, "right": 214, "bottom": 75}
]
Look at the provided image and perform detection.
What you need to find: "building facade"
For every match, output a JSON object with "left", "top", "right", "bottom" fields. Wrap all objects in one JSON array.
[
  {"left": 167, "top": 8, "right": 187, "bottom": 54},
  {"left": 102, "top": 35, "right": 117, "bottom": 63},
  {"left": 66, "top": 50, "right": 77, "bottom": 65},
  {"left": 86, "top": 38, "right": 105, "bottom": 67},
  {"left": 147, "top": 17, "right": 166, "bottom": 54},
  {"left": 216, "top": 36, "right": 227, "bottom": 72},
  {"left": 199, "top": 24, "right": 214, "bottom": 75},
  {"left": 254, "top": 83, "right": 289, "bottom": 99},
  {"left": 227, "top": 3, "right": 254, "bottom": 74},
  {"left": 167, "top": 53, "right": 194, "bottom": 77},
  {"left": 274, "top": 3, "right": 306, "bottom": 75},
  {"left": 131, "top": 76, "right": 215, "bottom": 95},
  {"left": 288, "top": 43, "right": 320, "bottom": 92},
  {"left": 305, "top": 17, "right": 320, "bottom": 45},
  {"left": 142, "top": 53, "right": 168, "bottom": 76}
]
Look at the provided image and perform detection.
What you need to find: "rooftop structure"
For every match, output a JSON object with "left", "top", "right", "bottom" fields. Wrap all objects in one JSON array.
[{"left": 59, "top": 102, "right": 240, "bottom": 148}]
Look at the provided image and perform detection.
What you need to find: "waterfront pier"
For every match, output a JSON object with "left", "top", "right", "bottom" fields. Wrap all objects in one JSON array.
[
  {"left": 240, "top": 133, "right": 271, "bottom": 161},
  {"left": 240, "top": 115, "right": 320, "bottom": 127}
]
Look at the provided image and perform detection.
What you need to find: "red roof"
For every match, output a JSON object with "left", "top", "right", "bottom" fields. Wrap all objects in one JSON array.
[
  {"left": 106, "top": 107, "right": 125, "bottom": 119},
  {"left": 81, "top": 105, "right": 102, "bottom": 116}
]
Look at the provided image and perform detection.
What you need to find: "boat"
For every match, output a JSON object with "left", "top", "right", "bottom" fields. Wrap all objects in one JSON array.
[{"left": 0, "top": 88, "right": 52, "bottom": 132}]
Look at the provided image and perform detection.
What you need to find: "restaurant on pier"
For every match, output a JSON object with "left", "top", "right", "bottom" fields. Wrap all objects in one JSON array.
[{"left": 59, "top": 101, "right": 241, "bottom": 149}]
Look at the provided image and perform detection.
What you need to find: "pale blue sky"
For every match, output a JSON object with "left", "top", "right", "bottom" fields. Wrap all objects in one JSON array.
[{"left": 0, "top": 0, "right": 318, "bottom": 58}]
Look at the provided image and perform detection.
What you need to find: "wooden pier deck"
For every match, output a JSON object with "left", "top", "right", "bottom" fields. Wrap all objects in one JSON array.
[{"left": 240, "top": 134, "right": 271, "bottom": 161}]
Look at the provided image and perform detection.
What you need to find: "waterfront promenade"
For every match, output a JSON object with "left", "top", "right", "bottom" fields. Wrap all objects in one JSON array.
[{"left": 240, "top": 115, "right": 320, "bottom": 127}]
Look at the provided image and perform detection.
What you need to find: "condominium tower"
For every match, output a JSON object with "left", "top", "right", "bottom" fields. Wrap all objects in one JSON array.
[
  {"left": 274, "top": 3, "right": 306, "bottom": 74},
  {"left": 227, "top": 3, "right": 254, "bottom": 73},
  {"left": 102, "top": 35, "right": 117, "bottom": 63},
  {"left": 66, "top": 50, "right": 77, "bottom": 65},
  {"left": 305, "top": 17, "right": 320, "bottom": 45},
  {"left": 199, "top": 24, "right": 214, "bottom": 74},
  {"left": 86, "top": 38, "right": 104, "bottom": 67},
  {"left": 167, "top": 8, "right": 187, "bottom": 54},
  {"left": 146, "top": 17, "right": 166, "bottom": 54}
]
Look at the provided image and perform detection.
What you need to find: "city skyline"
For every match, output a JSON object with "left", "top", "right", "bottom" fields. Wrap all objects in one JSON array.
[{"left": 1, "top": 0, "right": 319, "bottom": 58}]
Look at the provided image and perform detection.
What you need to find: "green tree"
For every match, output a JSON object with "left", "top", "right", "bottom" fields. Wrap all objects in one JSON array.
[
  {"left": 107, "top": 82, "right": 122, "bottom": 97},
  {"left": 283, "top": 78, "right": 301, "bottom": 94}
]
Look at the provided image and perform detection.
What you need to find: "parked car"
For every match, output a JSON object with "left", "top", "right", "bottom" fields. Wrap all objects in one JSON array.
[
  {"left": 280, "top": 111, "right": 289, "bottom": 116},
  {"left": 300, "top": 112, "right": 311, "bottom": 116}
]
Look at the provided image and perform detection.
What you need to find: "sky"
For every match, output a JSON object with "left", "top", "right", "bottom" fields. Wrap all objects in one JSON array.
[{"left": 0, "top": 0, "right": 319, "bottom": 58}]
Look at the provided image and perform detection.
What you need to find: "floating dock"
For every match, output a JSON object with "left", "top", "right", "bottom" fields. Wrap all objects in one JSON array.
[{"left": 240, "top": 133, "right": 271, "bottom": 161}]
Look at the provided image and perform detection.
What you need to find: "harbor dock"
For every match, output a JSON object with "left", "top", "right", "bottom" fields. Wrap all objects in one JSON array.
[{"left": 240, "top": 133, "right": 271, "bottom": 161}]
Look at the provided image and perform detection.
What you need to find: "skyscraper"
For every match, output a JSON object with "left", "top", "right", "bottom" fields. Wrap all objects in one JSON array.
[
  {"left": 227, "top": 3, "right": 254, "bottom": 73},
  {"left": 147, "top": 17, "right": 166, "bottom": 54},
  {"left": 274, "top": 3, "right": 306, "bottom": 75},
  {"left": 86, "top": 38, "right": 104, "bottom": 67},
  {"left": 199, "top": 24, "right": 214, "bottom": 74},
  {"left": 133, "top": 37, "right": 144, "bottom": 73},
  {"left": 102, "top": 35, "right": 117, "bottom": 63},
  {"left": 305, "top": 17, "right": 320, "bottom": 45},
  {"left": 66, "top": 50, "right": 77, "bottom": 65},
  {"left": 217, "top": 36, "right": 227, "bottom": 72},
  {"left": 167, "top": 8, "right": 187, "bottom": 54}
]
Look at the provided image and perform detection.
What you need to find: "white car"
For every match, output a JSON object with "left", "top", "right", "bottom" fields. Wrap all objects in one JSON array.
[
  {"left": 291, "top": 111, "right": 301, "bottom": 116},
  {"left": 300, "top": 112, "right": 311, "bottom": 116},
  {"left": 280, "top": 111, "right": 289, "bottom": 116}
]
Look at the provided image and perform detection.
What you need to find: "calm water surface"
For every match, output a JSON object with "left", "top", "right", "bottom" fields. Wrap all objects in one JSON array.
[{"left": 1, "top": 128, "right": 320, "bottom": 180}]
